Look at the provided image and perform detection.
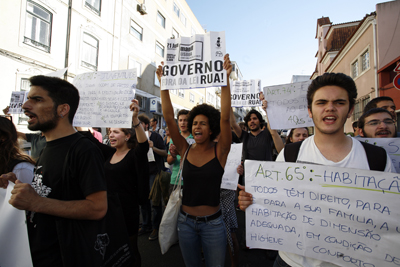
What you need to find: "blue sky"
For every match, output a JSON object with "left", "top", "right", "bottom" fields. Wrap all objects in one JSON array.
[{"left": 185, "top": 0, "right": 383, "bottom": 86}]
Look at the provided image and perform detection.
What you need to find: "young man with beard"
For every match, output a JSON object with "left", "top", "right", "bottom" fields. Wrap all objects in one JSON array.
[
  {"left": 0, "top": 75, "right": 107, "bottom": 266},
  {"left": 358, "top": 108, "right": 396, "bottom": 138},
  {"left": 238, "top": 73, "right": 395, "bottom": 267},
  {"left": 167, "top": 109, "right": 195, "bottom": 194},
  {"left": 363, "top": 96, "right": 396, "bottom": 120}
]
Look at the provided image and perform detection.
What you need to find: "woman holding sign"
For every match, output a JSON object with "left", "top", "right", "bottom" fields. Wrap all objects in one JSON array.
[
  {"left": 78, "top": 99, "right": 149, "bottom": 267},
  {"left": 156, "top": 54, "right": 232, "bottom": 267}
]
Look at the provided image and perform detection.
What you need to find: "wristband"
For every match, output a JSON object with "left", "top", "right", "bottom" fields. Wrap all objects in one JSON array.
[{"left": 133, "top": 122, "right": 141, "bottom": 128}]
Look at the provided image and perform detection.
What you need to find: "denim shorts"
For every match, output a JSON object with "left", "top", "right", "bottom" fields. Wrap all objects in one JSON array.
[{"left": 177, "top": 210, "right": 227, "bottom": 267}]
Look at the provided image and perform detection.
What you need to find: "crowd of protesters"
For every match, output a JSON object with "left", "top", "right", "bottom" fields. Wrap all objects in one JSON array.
[{"left": 1, "top": 55, "right": 399, "bottom": 266}]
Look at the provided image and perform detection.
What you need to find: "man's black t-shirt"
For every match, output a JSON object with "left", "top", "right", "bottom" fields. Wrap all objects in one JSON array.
[
  {"left": 27, "top": 133, "right": 106, "bottom": 266},
  {"left": 149, "top": 131, "right": 166, "bottom": 174},
  {"left": 240, "top": 129, "right": 274, "bottom": 161}
]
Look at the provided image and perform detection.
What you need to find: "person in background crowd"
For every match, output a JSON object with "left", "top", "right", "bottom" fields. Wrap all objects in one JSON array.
[
  {"left": 167, "top": 109, "right": 194, "bottom": 194},
  {"left": 164, "top": 126, "right": 171, "bottom": 154},
  {"left": 91, "top": 127, "right": 103, "bottom": 143},
  {"left": 238, "top": 121, "right": 248, "bottom": 132},
  {"left": 4, "top": 75, "right": 107, "bottom": 266},
  {"left": 138, "top": 114, "right": 167, "bottom": 241},
  {"left": 285, "top": 127, "right": 309, "bottom": 144},
  {"left": 363, "top": 96, "right": 396, "bottom": 120},
  {"left": 79, "top": 99, "right": 149, "bottom": 267},
  {"left": 358, "top": 108, "right": 396, "bottom": 138},
  {"left": 3, "top": 106, "right": 46, "bottom": 161},
  {"left": 0, "top": 116, "right": 35, "bottom": 186},
  {"left": 238, "top": 72, "right": 395, "bottom": 267},
  {"left": 352, "top": 121, "right": 359, "bottom": 137},
  {"left": 157, "top": 54, "right": 232, "bottom": 267}
]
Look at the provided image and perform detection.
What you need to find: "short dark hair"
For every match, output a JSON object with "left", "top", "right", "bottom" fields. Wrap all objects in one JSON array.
[
  {"left": 244, "top": 110, "right": 265, "bottom": 127},
  {"left": 363, "top": 96, "right": 394, "bottom": 113},
  {"left": 29, "top": 75, "right": 80, "bottom": 123},
  {"left": 352, "top": 121, "right": 358, "bottom": 128},
  {"left": 138, "top": 114, "right": 150, "bottom": 127},
  {"left": 187, "top": 104, "right": 220, "bottom": 141},
  {"left": 307, "top": 73, "right": 357, "bottom": 112},
  {"left": 357, "top": 108, "right": 393, "bottom": 131},
  {"left": 177, "top": 109, "right": 189, "bottom": 119}
]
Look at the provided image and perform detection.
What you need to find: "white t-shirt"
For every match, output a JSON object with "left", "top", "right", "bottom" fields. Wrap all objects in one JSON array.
[
  {"left": 13, "top": 162, "right": 34, "bottom": 185},
  {"left": 276, "top": 136, "right": 395, "bottom": 267}
]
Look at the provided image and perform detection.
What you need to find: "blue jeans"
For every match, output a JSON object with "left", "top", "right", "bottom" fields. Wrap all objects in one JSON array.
[
  {"left": 177, "top": 210, "right": 227, "bottom": 267},
  {"left": 140, "top": 173, "right": 162, "bottom": 230}
]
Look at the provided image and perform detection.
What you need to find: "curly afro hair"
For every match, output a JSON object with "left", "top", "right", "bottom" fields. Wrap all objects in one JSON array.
[{"left": 187, "top": 104, "right": 221, "bottom": 141}]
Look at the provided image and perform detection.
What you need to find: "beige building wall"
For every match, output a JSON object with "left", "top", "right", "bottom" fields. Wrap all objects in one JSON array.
[{"left": 327, "top": 16, "right": 377, "bottom": 133}]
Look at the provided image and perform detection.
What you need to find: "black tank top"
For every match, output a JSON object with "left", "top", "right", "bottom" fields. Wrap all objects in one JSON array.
[{"left": 182, "top": 145, "right": 224, "bottom": 207}]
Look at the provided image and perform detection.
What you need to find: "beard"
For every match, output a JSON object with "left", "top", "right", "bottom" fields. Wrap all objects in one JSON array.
[
  {"left": 249, "top": 125, "right": 260, "bottom": 132},
  {"left": 27, "top": 109, "right": 59, "bottom": 132}
]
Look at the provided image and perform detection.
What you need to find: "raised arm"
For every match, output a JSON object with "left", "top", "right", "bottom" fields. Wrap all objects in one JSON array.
[
  {"left": 260, "top": 93, "right": 284, "bottom": 153},
  {"left": 217, "top": 54, "right": 233, "bottom": 167},
  {"left": 130, "top": 99, "right": 147, "bottom": 143},
  {"left": 156, "top": 63, "right": 188, "bottom": 156},
  {"left": 230, "top": 108, "right": 242, "bottom": 139}
]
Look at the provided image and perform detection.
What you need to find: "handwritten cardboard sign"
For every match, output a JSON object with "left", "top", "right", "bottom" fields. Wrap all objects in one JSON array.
[
  {"left": 161, "top": 31, "right": 227, "bottom": 90},
  {"left": 356, "top": 137, "right": 400, "bottom": 173},
  {"left": 231, "top": 80, "right": 262, "bottom": 107},
  {"left": 221, "top": 143, "right": 243, "bottom": 190},
  {"left": 73, "top": 69, "right": 137, "bottom": 128},
  {"left": 8, "top": 91, "right": 28, "bottom": 114},
  {"left": 263, "top": 81, "right": 313, "bottom": 130},
  {"left": 245, "top": 160, "right": 400, "bottom": 267},
  {"left": 0, "top": 184, "right": 33, "bottom": 266}
]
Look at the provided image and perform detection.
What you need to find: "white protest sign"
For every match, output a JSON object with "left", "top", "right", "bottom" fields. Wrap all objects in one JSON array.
[
  {"left": 9, "top": 91, "right": 28, "bottom": 114},
  {"left": 73, "top": 69, "right": 137, "bottom": 128},
  {"left": 221, "top": 143, "right": 243, "bottom": 190},
  {"left": 356, "top": 137, "right": 400, "bottom": 173},
  {"left": 263, "top": 81, "right": 313, "bottom": 129},
  {"left": 146, "top": 131, "right": 155, "bottom": 162},
  {"left": 0, "top": 184, "right": 33, "bottom": 267},
  {"left": 161, "top": 31, "right": 227, "bottom": 90},
  {"left": 245, "top": 160, "right": 400, "bottom": 267},
  {"left": 231, "top": 80, "right": 262, "bottom": 107}
]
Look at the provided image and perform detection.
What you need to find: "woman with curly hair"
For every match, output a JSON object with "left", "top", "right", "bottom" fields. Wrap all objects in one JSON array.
[
  {"left": 156, "top": 54, "right": 232, "bottom": 267},
  {"left": 0, "top": 116, "right": 35, "bottom": 187},
  {"left": 285, "top": 127, "right": 309, "bottom": 145}
]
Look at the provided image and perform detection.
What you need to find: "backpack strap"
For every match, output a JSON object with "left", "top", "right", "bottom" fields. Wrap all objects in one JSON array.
[
  {"left": 284, "top": 141, "right": 304, "bottom": 162},
  {"left": 359, "top": 141, "right": 387, "bottom": 172}
]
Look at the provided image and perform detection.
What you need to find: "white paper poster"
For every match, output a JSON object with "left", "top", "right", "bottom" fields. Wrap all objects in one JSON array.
[
  {"left": 231, "top": 80, "right": 262, "bottom": 107},
  {"left": 73, "top": 69, "right": 137, "bottom": 128},
  {"left": 356, "top": 137, "right": 400, "bottom": 173},
  {"left": 221, "top": 143, "right": 243, "bottom": 190},
  {"left": 8, "top": 91, "right": 28, "bottom": 114},
  {"left": 245, "top": 160, "right": 400, "bottom": 267},
  {"left": 0, "top": 184, "right": 33, "bottom": 267},
  {"left": 161, "top": 31, "right": 227, "bottom": 90},
  {"left": 263, "top": 81, "right": 313, "bottom": 129}
]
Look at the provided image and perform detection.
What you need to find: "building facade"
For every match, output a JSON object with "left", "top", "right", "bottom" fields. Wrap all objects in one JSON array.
[{"left": 0, "top": 0, "right": 218, "bottom": 131}]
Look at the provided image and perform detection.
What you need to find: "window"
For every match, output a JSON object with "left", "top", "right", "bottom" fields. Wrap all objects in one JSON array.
[
  {"left": 155, "top": 41, "right": 164, "bottom": 57},
  {"left": 178, "top": 89, "right": 184, "bottom": 98},
  {"left": 191, "top": 27, "right": 196, "bottom": 36},
  {"left": 171, "top": 89, "right": 178, "bottom": 95},
  {"left": 130, "top": 20, "right": 143, "bottom": 41},
  {"left": 136, "top": 95, "right": 146, "bottom": 109},
  {"left": 189, "top": 93, "right": 195, "bottom": 103},
  {"left": 85, "top": 0, "right": 101, "bottom": 16},
  {"left": 361, "top": 50, "right": 370, "bottom": 72},
  {"left": 353, "top": 96, "right": 370, "bottom": 121},
  {"left": 173, "top": 2, "right": 180, "bottom": 17},
  {"left": 24, "top": 1, "right": 52, "bottom": 52},
  {"left": 154, "top": 72, "right": 160, "bottom": 87},
  {"left": 81, "top": 33, "right": 99, "bottom": 70},
  {"left": 172, "top": 28, "right": 179, "bottom": 39},
  {"left": 180, "top": 12, "right": 186, "bottom": 26},
  {"left": 156, "top": 11, "right": 165, "bottom": 28},
  {"left": 351, "top": 60, "right": 359, "bottom": 78},
  {"left": 128, "top": 58, "right": 142, "bottom": 77},
  {"left": 199, "top": 97, "right": 203, "bottom": 104}
]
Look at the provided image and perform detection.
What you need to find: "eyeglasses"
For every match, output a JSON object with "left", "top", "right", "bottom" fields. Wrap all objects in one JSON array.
[{"left": 365, "top": 119, "right": 395, "bottom": 127}]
